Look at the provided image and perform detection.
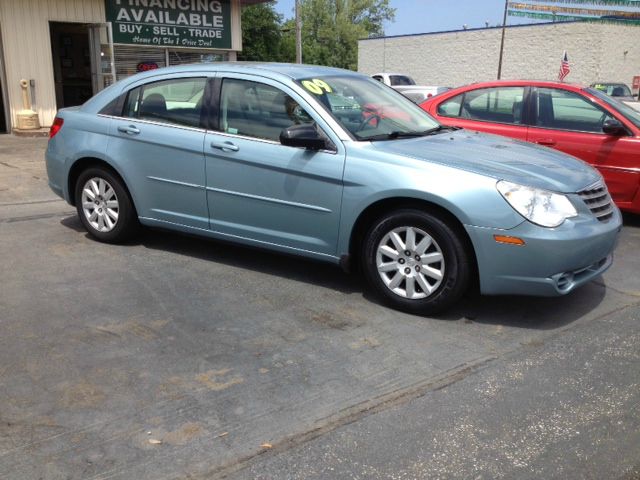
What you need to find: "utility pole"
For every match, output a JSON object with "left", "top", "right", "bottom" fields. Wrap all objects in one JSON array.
[
  {"left": 497, "top": 0, "right": 508, "bottom": 79},
  {"left": 295, "top": 0, "right": 302, "bottom": 64}
]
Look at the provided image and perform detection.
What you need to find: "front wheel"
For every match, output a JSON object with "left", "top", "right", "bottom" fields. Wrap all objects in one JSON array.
[{"left": 361, "top": 209, "right": 471, "bottom": 315}]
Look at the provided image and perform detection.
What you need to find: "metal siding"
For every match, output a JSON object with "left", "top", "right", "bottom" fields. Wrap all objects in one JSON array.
[
  {"left": 0, "top": 0, "right": 105, "bottom": 128},
  {"left": 0, "top": 0, "right": 242, "bottom": 129}
]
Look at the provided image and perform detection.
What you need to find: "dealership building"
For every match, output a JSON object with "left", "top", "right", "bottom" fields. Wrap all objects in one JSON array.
[
  {"left": 358, "top": 21, "right": 640, "bottom": 93},
  {"left": 0, "top": 0, "right": 267, "bottom": 133}
]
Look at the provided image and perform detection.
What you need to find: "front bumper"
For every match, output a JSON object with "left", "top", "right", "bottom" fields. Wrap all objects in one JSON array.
[{"left": 465, "top": 208, "right": 622, "bottom": 297}]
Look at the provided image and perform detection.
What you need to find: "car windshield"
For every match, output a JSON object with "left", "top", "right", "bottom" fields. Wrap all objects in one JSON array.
[
  {"left": 587, "top": 87, "right": 640, "bottom": 129},
  {"left": 296, "top": 75, "right": 440, "bottom": 141},
  {"left": 591, "top": 83, "right": 632, "bottom": 97}
]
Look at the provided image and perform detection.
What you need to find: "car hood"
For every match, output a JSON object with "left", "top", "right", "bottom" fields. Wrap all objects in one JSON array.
[{"left": 371, "top": 129, "right": 599, "bottom": 193}]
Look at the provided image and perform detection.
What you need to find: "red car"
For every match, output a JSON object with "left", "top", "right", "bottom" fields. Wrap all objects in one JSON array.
[{"left": 421, "top": 80, "right": 640, "bottom": 214}]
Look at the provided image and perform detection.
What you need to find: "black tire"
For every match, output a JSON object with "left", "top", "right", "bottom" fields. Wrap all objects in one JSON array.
[
  {"left": 361, "top": 208, "right": 471, "bottom": 315},
  {"left": 75, "top": 167, "right": 139, "bottom": 243}
]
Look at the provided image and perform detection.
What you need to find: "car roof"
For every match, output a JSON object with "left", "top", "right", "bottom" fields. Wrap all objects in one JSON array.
[
  {"left": 122, "top": 62, "right": 358, "bottom": 85},
  {"left": 455, "top": 80, "right": 587, "bottom": 90},
  {"left": 420, "top": 80, "right": 589, "bottom": 104},
  {"left": 82, "top": 62, "right": 366, "bottom": 113}
]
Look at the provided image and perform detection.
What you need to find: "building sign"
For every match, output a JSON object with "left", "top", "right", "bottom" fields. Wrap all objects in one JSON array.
[
  {"left": 137, "top": 61, "right": 160, "bottom": 72},
  {"left": 105, "top": 0, "right": 231, "bottom": 49}
]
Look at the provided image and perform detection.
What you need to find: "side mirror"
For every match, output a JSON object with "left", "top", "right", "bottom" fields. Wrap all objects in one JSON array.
[
  {"left": 280, "top": 124, "right": 326, "bottom": 150},
  {"left": 602, "top": 118, "right": 627, "bottom": 136}
]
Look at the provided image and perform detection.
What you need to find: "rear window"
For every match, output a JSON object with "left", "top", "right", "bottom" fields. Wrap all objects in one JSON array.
[{"left": 390, "top": 75, "right": 415, "bottom": 86}]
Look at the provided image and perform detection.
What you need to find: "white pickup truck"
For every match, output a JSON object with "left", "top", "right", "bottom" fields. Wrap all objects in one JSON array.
[{"left": 371, "top": 72, "right": 450, "bottom": 103}]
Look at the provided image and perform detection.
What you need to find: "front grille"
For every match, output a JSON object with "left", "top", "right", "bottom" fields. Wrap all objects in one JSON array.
[{"left": 578, "top": 182, "right": 614, "bottom": 222}]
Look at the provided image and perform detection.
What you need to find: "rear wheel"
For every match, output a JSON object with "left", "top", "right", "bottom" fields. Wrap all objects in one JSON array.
[
  {"left": 75, "top": 167, "right": 138, "bottom": 243},
  {"left": 361, "top": 209, "right": 470, "bottom": 315}
]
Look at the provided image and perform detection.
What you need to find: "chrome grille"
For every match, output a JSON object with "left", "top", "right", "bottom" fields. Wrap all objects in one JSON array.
[{"left": 578, "top": 182, "right": 614, "bottom": 222}]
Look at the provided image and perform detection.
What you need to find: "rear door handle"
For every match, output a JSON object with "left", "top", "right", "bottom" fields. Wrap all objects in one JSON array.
[
  {"left": 118, "top": 125, "right": 140, "bottom": 135},
  {"left": 210, "top": 141, "right": 239, "bottom": 152},
  {"left": 535, "top": 138, "right": 556, "bottom": 146}
]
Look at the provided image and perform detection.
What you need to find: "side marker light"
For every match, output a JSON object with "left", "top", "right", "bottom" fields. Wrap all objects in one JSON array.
[{"left": 494, "top": 235, "right": 525, "bottom": 246}]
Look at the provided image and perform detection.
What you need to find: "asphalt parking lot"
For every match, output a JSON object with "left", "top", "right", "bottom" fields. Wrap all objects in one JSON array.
[{"left": 1, "top": 135, "right": 639, "bottom": 480}]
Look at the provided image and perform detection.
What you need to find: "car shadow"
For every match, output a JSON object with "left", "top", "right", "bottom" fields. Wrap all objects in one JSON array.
[
  {"left": 441, "top": 284, "right": 607, "bottom": 329},
  {"left": 60, "top": 215, "right": 608, "bottom": 330},
  {"left": 622, "top": 212, "right": 640, "bottom": 227}
]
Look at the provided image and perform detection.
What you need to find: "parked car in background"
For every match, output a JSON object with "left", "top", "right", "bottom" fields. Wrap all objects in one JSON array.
[
  {"left": 371, "top": 73, "right": 451, "bottom": 104},
  {"left": 371, "top": 72, "right": 417, "bottom": 87},
  {"left": 421, "top": 80, "right": 640, "bottom": 214},
  {"left": 46, "top": 65, "right": 621, "bottom": 314},
  {"left": 591, "top": 82, "right": 636, "bottom": 102},
  {"left": 396, "top": 86, "right": 452, "bottom": 104}
]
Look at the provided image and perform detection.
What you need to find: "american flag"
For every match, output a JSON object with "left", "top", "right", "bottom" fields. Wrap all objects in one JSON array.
[{"left": 558, "top": 51, "right": 571, "bottom": 82}]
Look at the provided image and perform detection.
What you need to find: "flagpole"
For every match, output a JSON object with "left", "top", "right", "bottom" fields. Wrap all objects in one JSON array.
[{"left": 497, "top": 0, "right": 508, "bottom": 79}]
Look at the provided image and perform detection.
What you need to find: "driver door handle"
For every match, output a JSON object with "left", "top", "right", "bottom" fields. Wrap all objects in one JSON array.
[
  {"left": 211, "top": 141, "right": 239, "bottom": 152},
  {"left": 535, "top": 138, "right": 556, "bottom": 146},
  {"left": 118, "top": 125, "right": 140, "bottom": 135}
]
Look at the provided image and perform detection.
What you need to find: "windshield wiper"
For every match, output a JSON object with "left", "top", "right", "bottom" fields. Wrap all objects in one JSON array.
[
  {"left": 365, "top": 125, "right": 462, "bottom": 141},
  {"left": 422, "top": 125, "right": 461, "bottom": 135},
  {"left": 366, "top": 131, "right": 430, "bottom": 141}
]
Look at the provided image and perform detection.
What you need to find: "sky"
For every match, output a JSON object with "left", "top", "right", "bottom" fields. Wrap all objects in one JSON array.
[{"left": 273, "top": 0, "right": 547, "bottom": 36}]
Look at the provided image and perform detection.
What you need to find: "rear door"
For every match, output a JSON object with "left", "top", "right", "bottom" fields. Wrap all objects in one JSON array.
[
  {"left": 528, "top": 87, "right": 640, "bottom": 203},
  {"left": 203, "top": 74, "right": 346, "bottom": 256},
  {"left": 432, "top": 86, "right": 529, "bottom": 141},
  {"left": 107, "top": 74, "right": 210, "bottom": 229}
]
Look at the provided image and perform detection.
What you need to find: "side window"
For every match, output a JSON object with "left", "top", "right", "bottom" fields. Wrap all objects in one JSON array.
[
  {"left": 536, "top": 88, "right": 612, "bottom": 133},
  {"left": 461, "top": 87, "right": 526, "bottom": 124},
  {"left": 124, "top": 87, "right": 141, "bottom": 118},
  {"left": 220, "top": 78, "right": 314, "bottom": 142},
  {"left": 125, "top": 78, "right": 206, "bottom": 128},
  {"left": 437, "top": 94, "right": 464, "bottom": 117},
  {"left": 99, "top": 96, "right": 122, "bottom": 116}
]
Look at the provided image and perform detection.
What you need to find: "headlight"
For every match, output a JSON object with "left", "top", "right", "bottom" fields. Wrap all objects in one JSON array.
[{"left": 496, "top": 180, "right": 577, "bottom": 228}]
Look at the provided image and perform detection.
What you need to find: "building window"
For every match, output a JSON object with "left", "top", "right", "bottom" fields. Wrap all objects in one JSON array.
[{"left": 113, "top": 46, "right": 229, "bottom": 81}]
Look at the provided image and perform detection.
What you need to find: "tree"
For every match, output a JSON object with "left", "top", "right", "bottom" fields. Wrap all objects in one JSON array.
[
  {"left": 299, "top": 0, "right": 395, "bottom": 70},
  {"left": 279, "top": 18, "right": 298, "bottom": 63},
  {"left": 238, "top": 3, "right": 286, "bottom": 62}
]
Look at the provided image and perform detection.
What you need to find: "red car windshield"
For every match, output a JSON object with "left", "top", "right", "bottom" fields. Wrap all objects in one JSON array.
[{"left": 587, "top": 87, "right": 640, "bottom": 129}]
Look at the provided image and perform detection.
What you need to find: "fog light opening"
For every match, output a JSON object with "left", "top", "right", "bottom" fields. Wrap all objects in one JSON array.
[{"left": 556, "top": 272, "right": 574, "bottom": 291}]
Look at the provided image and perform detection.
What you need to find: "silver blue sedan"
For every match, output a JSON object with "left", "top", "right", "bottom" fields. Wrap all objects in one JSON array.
[{"left": 46, "top": 63, "right": 621, "bottom": 314}]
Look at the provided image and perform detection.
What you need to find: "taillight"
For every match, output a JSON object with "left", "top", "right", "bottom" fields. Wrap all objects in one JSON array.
[{"left": 49, "top": 117, "right": 64, "bottom": 139}]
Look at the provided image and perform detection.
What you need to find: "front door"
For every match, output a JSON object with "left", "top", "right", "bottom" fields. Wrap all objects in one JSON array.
[
  {"left": 204, "top": 75, "right": 345, "bottom": 256},
  {"left": 528, "top": 87, "right": 640, "bottom": 203}
]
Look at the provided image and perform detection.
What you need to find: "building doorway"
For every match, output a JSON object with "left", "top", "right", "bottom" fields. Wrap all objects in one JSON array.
[
  {"left": 0, "top": 72, "right": 7, "bottom": 133},
  {"left": 50, "top": 22, "right": 94, "bottom": 109},
  {"left": 0, "top": 24, "right": 9, "bottom": 132},
  {"left": 50, "top": 22, "right": 115, "bottom": 109}
]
